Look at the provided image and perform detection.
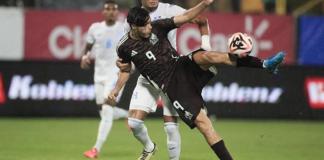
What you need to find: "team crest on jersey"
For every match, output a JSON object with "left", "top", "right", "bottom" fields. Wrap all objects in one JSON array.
[{"left": 149, "top": 33, "right": 159, "bottom": 45}]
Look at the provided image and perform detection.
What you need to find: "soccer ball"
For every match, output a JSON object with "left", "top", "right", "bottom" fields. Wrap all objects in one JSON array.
[{"left": 227, "top": 32, "right": 253, "bottom": 57}]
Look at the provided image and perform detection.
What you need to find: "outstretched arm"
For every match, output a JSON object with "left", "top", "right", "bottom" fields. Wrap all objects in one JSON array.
[
  {"left": 106, "top": 62, "right": 132, "bottom": 105},
  {"left": 191, "top": 16, "right": 211, "bottom": 50},
  {"left": 173, "top": 0, "right": 214, "bottom": 27}
]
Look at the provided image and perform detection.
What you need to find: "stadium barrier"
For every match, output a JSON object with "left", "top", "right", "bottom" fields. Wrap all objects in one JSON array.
[
  {"left": 203, "top": 66, "right": 324, "bottom": 119},
  {"left": 0, "top": 61, "right": 136, "bottom": 117},
  {"left": 0, "top": 61, "right": 323, "bottom": 119}
]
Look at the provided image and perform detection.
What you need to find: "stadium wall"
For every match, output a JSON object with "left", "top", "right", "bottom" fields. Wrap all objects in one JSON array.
[
  {"left": 2, "top": 9, "right": 324, "bottom": 65},
  {"left": 22, "top": 10, "right": 295, "bottom": 63},
  {"left": 0, "top": 61, "right": 323, "bottom": 119}
]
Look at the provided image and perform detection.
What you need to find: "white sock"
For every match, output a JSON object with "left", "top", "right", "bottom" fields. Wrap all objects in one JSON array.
[
  {"left": 164, "top": 122, "right": 181, "bottom": 160},
  {"left": 94, "top": 104, "right": 114, "bottom": 152},
  {"left": 113, "top": 107, "right": 128, "bottom": 120},
  {"left": 128, "top": 118, "right": 155, "bottom": 152}
]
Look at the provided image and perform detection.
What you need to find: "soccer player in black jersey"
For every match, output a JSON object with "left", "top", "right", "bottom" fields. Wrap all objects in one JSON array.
[
  {"left": 107, "top": 0, "right": 285, "bottom": 159},
  {"left": 121, "top": 1, "right": 212, "bottom": 159}
]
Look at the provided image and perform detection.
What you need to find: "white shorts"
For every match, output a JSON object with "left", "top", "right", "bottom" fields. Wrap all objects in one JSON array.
[
  {"left": 129, "top": 75, "right": 178, "bottom": 116},
  {"left": 95, "top": 79, "right": 123, "bottom": 105}
]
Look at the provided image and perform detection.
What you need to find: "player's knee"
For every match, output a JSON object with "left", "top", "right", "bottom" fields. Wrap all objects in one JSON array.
[
  {"left": 163, "top": 115, "right": 177, "bottom": 123},
  {"left": 128, "top": 117, "right": 144, "bottom": 131}
]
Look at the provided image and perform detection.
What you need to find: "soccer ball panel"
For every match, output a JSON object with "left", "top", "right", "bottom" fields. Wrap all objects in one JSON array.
[{"left": 227, "top": 32, "right": 253, "bottom": 57}]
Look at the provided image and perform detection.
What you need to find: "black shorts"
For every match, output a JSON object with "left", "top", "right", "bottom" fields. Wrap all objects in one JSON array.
[{"left": 165, "top": 49, "right": 214, "bottom": 129}]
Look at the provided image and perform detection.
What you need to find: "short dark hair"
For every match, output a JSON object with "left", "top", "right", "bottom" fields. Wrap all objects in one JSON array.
[
  {"left": 127, "top": 7, "right": 150, "bottom": 27},
  {"left": 136, "top": 0, "right": 142, "bottom": 6},
  {"left": 105, "top": 0, "right": 117, "bottom": 5}
]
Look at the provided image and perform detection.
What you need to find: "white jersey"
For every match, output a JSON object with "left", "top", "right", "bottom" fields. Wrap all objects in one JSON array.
[
  {"left": 149, "top": 2, "right": 186, "bottom": 49},
  {"left": 86, "top": 21, "right": 125, "bottom": 83},
  {"left": 124, "top": 2, "right": 186, "bottom": 84}
]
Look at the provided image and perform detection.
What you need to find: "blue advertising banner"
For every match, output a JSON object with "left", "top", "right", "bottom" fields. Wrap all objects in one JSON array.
[{"left": 298, "top": 16, "right": 324, "bottom": 65}]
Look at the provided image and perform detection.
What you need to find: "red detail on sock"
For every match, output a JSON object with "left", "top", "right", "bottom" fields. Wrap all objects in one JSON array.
[
  {"left": 0, "top": 74, "right": 6, "bottom": 104},
  {"left": 156, "top": 97, "right": 164, "bottom": 108}
]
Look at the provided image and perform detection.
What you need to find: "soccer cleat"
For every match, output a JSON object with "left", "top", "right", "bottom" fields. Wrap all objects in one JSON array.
[
  {"left": 83, "top": 148, "right": 98, "bottom": 159},
  {"left": 137, "top": 143, "right": 157, "bottom": 160},
  {"left": 263, "top": 51, "right": 285, "bottom": 74}
]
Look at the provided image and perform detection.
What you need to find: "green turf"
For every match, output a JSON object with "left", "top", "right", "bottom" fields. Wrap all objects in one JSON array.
[{"left": 0, "top": 118, "right": 323, "bottom": 160}]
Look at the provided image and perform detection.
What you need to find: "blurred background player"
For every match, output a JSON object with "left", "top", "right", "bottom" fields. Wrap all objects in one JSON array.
[
  {"left": 80, "top": 0, "right": 128, "bottom": 158},
  {"left": 120, "top": 0, "right": 212, "bottom": 159}
]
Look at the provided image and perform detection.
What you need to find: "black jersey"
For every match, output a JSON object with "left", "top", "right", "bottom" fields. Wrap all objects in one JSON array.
[{"left": 117, "top": 18, "right": 179, "bottom": 91}]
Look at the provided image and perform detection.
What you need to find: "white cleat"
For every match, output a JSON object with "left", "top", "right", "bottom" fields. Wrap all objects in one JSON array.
[{"left": 137, "top": 143, "right": 157, "bottom": 160}]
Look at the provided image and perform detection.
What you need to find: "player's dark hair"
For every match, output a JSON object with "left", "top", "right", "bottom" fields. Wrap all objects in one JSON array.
[
  {"left": 105, "top": 0, "right": 116, "bottom": 5},
  {"left": 127, "top": 7, "right": 150, "bottom": 27},
  {"left": 136, "top": 0, "right": 142, "bottom": 6}
]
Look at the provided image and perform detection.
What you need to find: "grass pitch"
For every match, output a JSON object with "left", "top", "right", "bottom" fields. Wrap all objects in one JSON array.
[{"left": 0, "top": 118, "right": 323, "bottom": 160}]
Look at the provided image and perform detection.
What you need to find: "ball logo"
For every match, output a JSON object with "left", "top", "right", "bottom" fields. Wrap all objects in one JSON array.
[
  {"left": 305, "top": 77, "right": 324, "bottom": 109},
  {"left": 0, "top": 73, "right": 6, "bottom": 104}
]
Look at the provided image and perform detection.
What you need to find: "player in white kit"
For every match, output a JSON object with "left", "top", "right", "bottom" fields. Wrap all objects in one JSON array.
[
  {"left": 118, "top": 0, "right": 212, "bottom": 159},
  {"left": 80, "top": 0, "right": 128, "bottom": 159}
]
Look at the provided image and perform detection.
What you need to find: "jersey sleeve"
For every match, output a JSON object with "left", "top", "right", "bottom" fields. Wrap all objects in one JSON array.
[
  {"left": 86, "top": 24, "right": 96, "bottom": 44},
  {"left": 152, "top": 18, "right": 178, "bottom": 35},
  {"left": 117, "top": 44, "right": 131, "bottom": 63}
]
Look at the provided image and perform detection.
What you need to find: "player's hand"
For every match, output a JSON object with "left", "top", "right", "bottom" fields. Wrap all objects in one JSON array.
[
  {"left": 116, "top": 58, "right": 131, "bottom": 72},
  {"left": 80, "top": 55, "right": 91, "bottom": 70},
  {"left": 106, "top": 90, "right": 119, "bottom": 106},
  {"left": 203, "top": 0, "right": 214, "bottom": 5}
]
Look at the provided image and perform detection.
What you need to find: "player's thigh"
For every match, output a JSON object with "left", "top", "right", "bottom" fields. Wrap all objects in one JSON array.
[
  {"left": 192, "top": 50, "right": 228, "bottom": 69},
  {"left": 165, "top": 60, "right": 207, "bottom": 129},
  {"left": 129, "top": 81, "right": 159, "bottom": 113},
  {"left": 166, "top": 88, "right": 204, "bottom": 129}
]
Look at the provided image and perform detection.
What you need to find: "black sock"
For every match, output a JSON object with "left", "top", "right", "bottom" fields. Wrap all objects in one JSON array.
[
  {"left": 235, "top": 55, "right": 263, "bottom": 68},
  {"left": 211, "top": 140, "right": 233, "bottom": 160}
]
